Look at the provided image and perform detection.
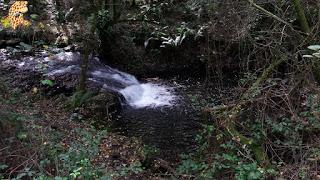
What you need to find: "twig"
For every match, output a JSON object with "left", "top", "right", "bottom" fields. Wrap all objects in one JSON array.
[
  {"left": 9, "top": 153, "right": 36, "bottom": 178},
  {"left": 246, "top": 0, "right": 308, "bottom": 36},
  {"left": 0, "top": 146, "right": 10, "bottom": 152},
  {"left": 246, "top": 0, "right": 292, "bottom": 27}
]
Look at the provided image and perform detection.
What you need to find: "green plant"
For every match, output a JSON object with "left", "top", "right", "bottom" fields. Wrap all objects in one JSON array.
[
  {"left": 298, "top": 166, "right": 309, "bottom": 179},
  {"left": 195, "top": 125, "right": 214, "bottom": 154},
  {"left": 142, "top": 144, "right": 159, "bottom": 159},
  {"left": 39, "top": 128, "right": 109, "bottom": 179},
  {"left": 97, "top": 8, "right": 112, "bottom": 30},
  {"left": 235, "top": 162, "right": 262, "bottom": 180},
  {"left": 188, "top": 94, "right": 217, "bottom": 112},
  {"left": 177, "top": 123, "right": 277, "bottom": 179},
  {"left": 118, "top": 162, "right": 144, "bottom": 176},
  {"left": 184, "top": 0, "right": 217, "bottom": 19},
  {"left": 12, "top": 167, "right": 36, "bottom": 180},
  {"left": 0, "top": 111, "right": 26, "bottom": 134},
  {"left": 239, "top": 72, "right": 258, "bottom": 86},
  {"left": 0, "top": 164, "right": 8, "bottom": 178},
  {"left": 69, "top": 91, "right": 96, "bottom": 108},
  {"left": 41, "top": 79, "right": 54, "bottom": 87},
  {"left": 177, "top": 125, "right": 217, "bottom": 179}
]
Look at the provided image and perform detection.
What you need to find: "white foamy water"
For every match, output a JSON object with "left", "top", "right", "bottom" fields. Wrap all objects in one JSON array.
[
  {"left": 120, "top": 83, "right": 175, "bottom": 108},
  {"left": 91, "top": 69, "right": 176, "bottom": 108}
]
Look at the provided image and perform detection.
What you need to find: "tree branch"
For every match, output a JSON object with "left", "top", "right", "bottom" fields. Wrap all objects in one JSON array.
[
  {"left": 291, "top": 0, "right": 311, "bottom": 33},
  {"left": 246, "top": 0, "right": 292, "bottom": 27}
]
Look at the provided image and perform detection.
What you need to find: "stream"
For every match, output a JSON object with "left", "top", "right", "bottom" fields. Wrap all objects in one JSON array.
[{"left": 0, "top": 49, "right": 201, "bottom": 161}]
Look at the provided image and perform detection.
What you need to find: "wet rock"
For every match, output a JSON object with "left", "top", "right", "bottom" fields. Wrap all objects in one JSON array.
[
  {"left": 0, "top": 40, "right": 5, "bottom": 48},
  {"left": 5, "top": 38, "right": 22, "bottom": 47},
  {"left": 64, "top": 45, "right": 75, "bottom": 52}
]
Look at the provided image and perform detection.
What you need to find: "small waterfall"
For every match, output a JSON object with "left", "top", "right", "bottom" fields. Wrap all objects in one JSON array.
[
  {"left": 90, "top": 68, "right": 176, "bottom": 108},
  {"left": 9, "top": 50, "right": 176, "bottom": 108}
]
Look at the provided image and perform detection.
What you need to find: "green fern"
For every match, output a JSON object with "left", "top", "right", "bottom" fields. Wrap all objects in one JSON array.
[{"left": 69, "top": 91, "right": 96, "bottom": 108}]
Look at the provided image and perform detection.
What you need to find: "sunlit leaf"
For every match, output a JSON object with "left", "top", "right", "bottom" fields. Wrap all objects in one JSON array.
[
  {"left": 0, "top": 17, "right": 11, "bottom": 28},
  {"left": 30, "top": 14, "right": 39, "bottom": 20},
  {"left": 4, "top": 1, "right": 30, "bottom": 30},
  {"left": 37, "top": 22, "right": 45, "bottom": 29}
]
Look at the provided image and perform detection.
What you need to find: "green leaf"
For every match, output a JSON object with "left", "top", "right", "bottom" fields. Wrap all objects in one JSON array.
[
  {"left": 247, "top": 171, "right": 262, "bottom": 179},
  {"left": 41, "top": 79, "right": 54, "bottom": 87},
  {"left": 16, "top": 172, "right": 27, "bottom": 179},
  {"left": 308, "top": 45, "right": 320, "bottom": 51},
  {"left": 30, "top": 14, "right": 39, "bottom": 20},
  {"left": 17, "top": 132, "right": 28, "bottom": 140},
  {"left": 0, "top": 164, "right": 8, "bottom": 170},
  {"left": 54, "top": 177, "right": 68, "bottom": 180}
]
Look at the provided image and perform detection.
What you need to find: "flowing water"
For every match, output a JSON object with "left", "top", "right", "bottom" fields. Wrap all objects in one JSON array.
[
  {"left": 0, "top": 49, "right": 200, "bottom": 160},
  {"left": 45, "top": 51, "right": 177, "bottom": 108}
]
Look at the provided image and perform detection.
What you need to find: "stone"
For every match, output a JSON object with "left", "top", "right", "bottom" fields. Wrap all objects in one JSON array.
[
  {"left": 5, "top": 38, "right": 21, "bottom": 47},
  {"left": 64, "top": 45, "right": 75, "bottom": 52},
  {"left": 0, "top": 40, "right": 6, "bottom": 48}
]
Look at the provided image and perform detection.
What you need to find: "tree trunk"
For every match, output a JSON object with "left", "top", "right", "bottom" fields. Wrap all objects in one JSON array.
[
  {"left": 291, "top": 0, "right": 311, "bottom": 33},
  {"left": 318, "top": 1, "right": 320, "bottom": 24},
  {"left": 78, "top": 5, "right": 99, "bottom": 92},
  {"left": 79, "top": 48, "right": 90, "bottom": 92},
  {"left": 110, "top": 0, "right": 121, "bottom": 22}
]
